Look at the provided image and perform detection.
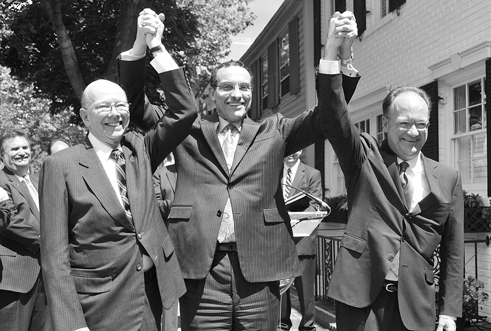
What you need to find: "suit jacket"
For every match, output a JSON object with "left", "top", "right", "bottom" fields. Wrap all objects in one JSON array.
[
  {"left": 0, "top": 169, "right": 41, "bottom": 294},
  {"left": 119, "top": 58, "right": 359, "bottom": 283},
  {"left": 153, "top": 163, "right": 177, "bottom": 221},
  {"left": 39, "top": 68, "right": 195, "bottom": 331},
  {"left": 285, "top": 162, "right": 322, "bottom": 256},
  {"left": 321, "top": 74, "right": 464, "bottom": 330}
]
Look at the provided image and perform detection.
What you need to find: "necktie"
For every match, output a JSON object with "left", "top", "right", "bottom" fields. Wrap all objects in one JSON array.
[
  {"left": 217, "top": 124, "right": 238, "bottom": 243},
  {"left": 284, "top": 168, "right": 292, "bottom": 199},
  {"left": 110, "top": 149, "right": 133, "bottom": 221},
  {"left": 23, "top": 176, "right": 39, "bottom": 210},
  {"left": 221, "top": 124, "right": 238, "bottom": 171},
  {"left": 399, "top": 161, "right": 414, "bottom": 209}
]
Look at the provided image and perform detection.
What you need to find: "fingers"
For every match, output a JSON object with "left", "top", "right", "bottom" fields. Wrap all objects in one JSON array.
[
  {"left": 138, "top": 8, "right": 165, "bottom": 35},
  {"left": 332, "top": 11, "right": 357, "bottom": 39}
]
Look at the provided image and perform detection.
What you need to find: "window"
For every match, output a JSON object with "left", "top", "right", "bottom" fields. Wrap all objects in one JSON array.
[
  {"left": 376, "top": 115, "right": 385, "bottom": 144},
  {"left": 453, "top": 78, "right": 488, "bottom": 186},
  {"left": 279, "top": 32, "right": 290, "bottom": 97},
  {"left": 381, "top": 0, "right": 406, "bottom": 18},
  {"left": 355, "top": 119, "right": 370, "bottom": 134},
  {"left": 261, "top": 54, "right": 268, "bottom": 111}
]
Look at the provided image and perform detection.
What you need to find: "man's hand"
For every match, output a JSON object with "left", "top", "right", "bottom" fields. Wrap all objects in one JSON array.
[
  {"left": 131, "top": 8, "right": 165, "bottom": 56},
  {"left": 139, "top": 8, "right": 165, "bottom": 49},
  {"left": 323, "top": 11, "right": 358, "bottom": 61},
  {"left": 436, "top": 316, "right": 456, "bottom": 331}
]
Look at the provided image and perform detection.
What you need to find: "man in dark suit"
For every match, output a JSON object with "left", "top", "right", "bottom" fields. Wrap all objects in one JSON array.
[
  {"left": 38, "top": 11, "right": 196, "bottom": 331},
  {"left": 153, "top": 153, "right": 179, "bottom": 331},
  {"left": 154, "top": 153, "right": 177, "bottom": 222},
  {"left": 280, "top": 150, "right": 322, "bottom": 331},
  {"left": 322, "top": 14, "right": 463, "bottom": 331},
  {"left": 118, "top": 10, "right": 358, "bottom": 331},
  {"left": 0, "top": 129, "right": 48, "bottom": 331}
]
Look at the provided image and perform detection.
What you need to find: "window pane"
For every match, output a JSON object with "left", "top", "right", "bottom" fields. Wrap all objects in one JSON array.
[
  {"left": 281, "top": 76, "right": 290, "bottom": 96},
  {"left": 280, "top": 62, "right": 290, "bottom": 80},
  {"left": 468, "top": 81, "right": 482, "bottom": 107},
  {"left": 262, "top": 57, "right": 268, "bottom": 81},
  {"left": 453, "top": 85, "right": 466, "bottom": 110},
  {"left": 454, "top": 109, "right": 466, "bottom": 134},
  {"left": 469, "top": 105, "right": 483, "bottom": 131},
  {"left": 455, "top": 133, "right": 487, "bottom": 185}
]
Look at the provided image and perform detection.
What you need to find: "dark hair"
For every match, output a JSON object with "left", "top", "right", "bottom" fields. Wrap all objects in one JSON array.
[
  {"left": 209, "top": 60, "right": 254, "bottom": 89},
  {"left": 382, "top": 86, "right": 432, "bottom": 117},
  {"left": 48, "top": 138, "right": 71, "bottom": 155},
  {"left": 0, "top": 129, "right": 30, "bottom": 154}
]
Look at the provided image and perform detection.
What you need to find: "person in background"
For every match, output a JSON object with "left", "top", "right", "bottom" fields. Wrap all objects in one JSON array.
[
  {"left": 280, "top": 150, "right": 322, "bottom": 331},
  {"left": 48, "top": 138, "right": 70, "bottom": 155},
  {"left": 322, "top": 13, "right": 463, "bottom": 331},
  {"left": 0, "top": 129, "right": 49, "bottom": 331},
  {"left": 153, "top": 152, "right": 179, "bottom": 331},
  {"left": 38, "top": 10, "right": 196, "bottom": 331},
  {"left": 118, "top": 8, "right": 358, "bottom": 331}
]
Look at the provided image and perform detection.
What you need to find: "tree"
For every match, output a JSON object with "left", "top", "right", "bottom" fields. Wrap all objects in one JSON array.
[
  {"left": 0, "top": 65, "right": 86, "bottom": 172},
  {"left": 0, "top": 0, "right": 255, "bottom": 115}
]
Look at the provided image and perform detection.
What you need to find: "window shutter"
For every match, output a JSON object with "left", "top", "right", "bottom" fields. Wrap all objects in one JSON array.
[
  {"left": 313, "top": 0, "right": 321, "bottom": 67},
  {"left": 267, "top": 40, "right": 280, "bottom": 109},
  {"left": 315, "top": 139, "right": 325, "bottom": 192},
  {"left": 485, "top": 58, "right": 491, "bottom": 196},
  {"left": 289, "top": 17, "right": 300, "bottom": 94},
  {"left": 335, "top": 0, "right": 347, "bottom": 12},
  {"left": 353, "top": 0, "right": 366, "bottom": 37},
  {"left": 389, "top": 0, "right": 406, "bottom": 13},
  {"left": 420, "top": 81, "right": 439, "bottom": 161},
  {"left": 250, "top": 60, "right": 260, "bottom": 120}
]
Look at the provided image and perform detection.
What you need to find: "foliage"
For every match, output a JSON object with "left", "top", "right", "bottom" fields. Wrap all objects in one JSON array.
[
  {"left": 463, "top": 275, "right": 489, "bottom": 319},
  {"left": 0, "top": 0, "right": 255, "bottom": 116},
  {"left": 324, "top": 194, "right": 348, "bottom": 211},
  {"left": 0, "top": 65, "right": 86, "bottom": 172},
  {"left": 463, "top": 190, "right": 489, "bottom": 208}
]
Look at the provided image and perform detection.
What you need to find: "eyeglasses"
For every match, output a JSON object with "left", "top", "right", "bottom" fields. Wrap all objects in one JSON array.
[
  {"left": 217, "top": 83, "right": 252, "bottom": 93},
  {"left": 385, "top": 116, "right": 429, "bottom": 131},
  {"left": 92, "top": 102, "right": 130, "bottom": 114}
]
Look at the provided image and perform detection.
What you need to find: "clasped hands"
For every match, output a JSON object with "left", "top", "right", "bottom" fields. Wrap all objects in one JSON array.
[
  {"left": 132, "top": 8, "right": 166, "bottom": 55},
  {"left": 323, "top": 11, "right": 358, "bottom": 61}
]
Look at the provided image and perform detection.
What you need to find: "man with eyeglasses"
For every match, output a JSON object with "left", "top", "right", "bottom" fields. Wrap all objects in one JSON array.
[
  {"left": 37, "top": 11, "right": 196, "bottom": 331},
  {"left": 322, "top": 14, "right": 463, "bottom": 331},
  {"left": 118, "top": 8, "right": 359, "bottom": 331}
]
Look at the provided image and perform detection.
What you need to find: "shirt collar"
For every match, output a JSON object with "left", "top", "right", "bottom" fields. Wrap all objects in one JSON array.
[
  {"left": 217, "top": 117, "right": 242, "bottom": 134},
  {"left": 397, "top": 153, "right": 422, "bottom": 173},
  {"left": 88, "top": 132, "right": 121, "bottom": 161}
]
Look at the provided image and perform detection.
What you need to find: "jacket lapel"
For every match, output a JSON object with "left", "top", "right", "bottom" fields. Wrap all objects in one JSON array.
[
  {"left": 412, "top": 156, "right": 440, "bottom": 215},
  {"left": 200, "top": 115, "right": 229, "bottom": 175},
  {"left": 289, "top": 163, "right": 305, "bottom": 198},
  {"left": 4, "top": 169, "right": 40, "bottom": 220},
  {"left": 79, "top": 139, "right": 134, "bottom": 231},
  {"left": 231, "top": 117, "right": 260, "bottom": 175}
]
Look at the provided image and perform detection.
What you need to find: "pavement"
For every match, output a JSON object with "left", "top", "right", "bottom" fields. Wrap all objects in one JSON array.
[{"left": 286, "top": 287, "right": 336, "bottom": 331}]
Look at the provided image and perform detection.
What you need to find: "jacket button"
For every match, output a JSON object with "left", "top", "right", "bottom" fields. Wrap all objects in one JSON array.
[
  {"left": 136, "top": 264, "right": 142, "bottom": 271},
  {"left": 388, "top": 254, "right": 394, "bottom": 262},
  {"left": 137, "top": 233, "right": 142, "bottom": 240},
  {"left": 217, "top": 210, "right": 222, "bottom": 217}
]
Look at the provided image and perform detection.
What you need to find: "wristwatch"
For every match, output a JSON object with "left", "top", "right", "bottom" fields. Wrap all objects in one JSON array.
[{"left": 150, "top": 45, "right": 164, "bottom": 57}]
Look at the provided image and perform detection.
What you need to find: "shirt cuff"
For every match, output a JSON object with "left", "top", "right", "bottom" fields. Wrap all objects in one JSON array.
[
  {"left": 119, "top": 49, "right": 145, "bottom": 61},
  {"left": 150, "top": 52, "right": 179, "bottom": 73},
  {"left": 439, "top": 314, "right": 457, "bottom": 321},
  {"left": 318, "top": 59, "right": 340, "bottom": 75}
]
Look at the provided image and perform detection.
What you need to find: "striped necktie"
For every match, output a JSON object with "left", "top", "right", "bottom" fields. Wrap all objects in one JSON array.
[
  {"left": 284, "top": 168, "right": 292, "bottom": 199},
  {"left": 110, "top": 149, "right": 133, "bottom": 221}
]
